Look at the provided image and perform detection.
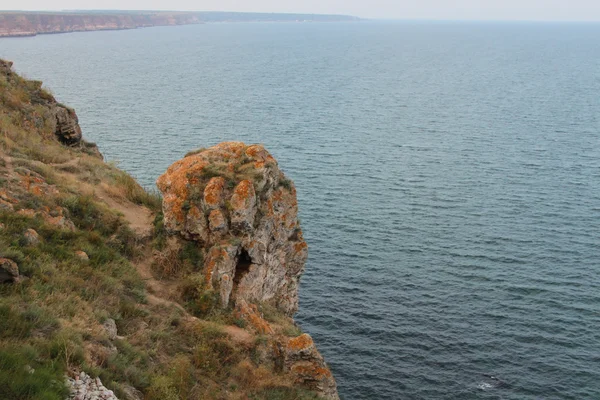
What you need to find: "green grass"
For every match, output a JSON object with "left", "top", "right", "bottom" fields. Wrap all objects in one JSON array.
[
  {"left": 0, "top": 346, "right": 69, "bottom": 400},
  {"left": 0, "top": 60, "right": 325, "bottom": 400}
]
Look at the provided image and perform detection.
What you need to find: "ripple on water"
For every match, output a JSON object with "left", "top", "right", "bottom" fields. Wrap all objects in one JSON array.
[{"left": 2, "top": 21, "right": 600, "bottom": 400}]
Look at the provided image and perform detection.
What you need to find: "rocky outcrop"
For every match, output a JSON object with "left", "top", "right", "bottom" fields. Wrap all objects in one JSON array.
[
  {"left": 282, "top": 334, "right": 339, "bottom": 400},
  {"left": 0, "top": 59, "right": 101, "bottom": 157},
  {"left": 157, "top": 142, "right": 307, "bottom": 316},
  {"left": 67, "top": 371, "right": 119, "bottom": 400},
  {"left": 158, "top": 142, "right": 339, "bottom": 399},
  {"left": 52, "top": 105, "right": 83, "bottom": 145}
]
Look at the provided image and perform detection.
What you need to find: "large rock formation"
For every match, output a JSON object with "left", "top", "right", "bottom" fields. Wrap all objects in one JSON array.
[
  {"left": 157, "top": 142, "right": 307, "bottom": 315},
  {"left": 157, "top": 142, "right": 339, "bottom": 399},
  {"left": 0, "top": 59, "right": 100, "bottom": 157}
]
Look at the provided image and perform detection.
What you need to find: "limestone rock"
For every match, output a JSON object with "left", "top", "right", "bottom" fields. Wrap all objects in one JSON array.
[
  {"left": 208, "top": 209, "right": 227, "bottom": 233},
  {"left": 52, "top": 105, "right": 82, "bottom": 145},
  {"left": 102, "top": 318, "right": 118, "bottom": 341},
  {"left": 157, "top": 142, "right": 307, "bottom": 315},
  {"left": 23, "top": 228, "right": 40, "bottom": 245},
  {"left": 66, "top": 371, "right": 119, "bottom": 400},
  {"left": 0, "top": 258, "right": 19, "bottom": 283},
  {"left": 230, "top": 180, "right": 257, "bottom": 233},
  {"left": 282, "top": 334, "right": 339, "bottom": 400},
  {"left": 234, "top": 299, "right": 274, "bottom": 334},
  {"left": 120, "top": 385, "right": 143, "bottom": 400}
]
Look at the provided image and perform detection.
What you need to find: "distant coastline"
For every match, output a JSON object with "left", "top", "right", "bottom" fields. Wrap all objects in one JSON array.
[{"left": 0, "top": 11, "right": 361, "bottom": 38}]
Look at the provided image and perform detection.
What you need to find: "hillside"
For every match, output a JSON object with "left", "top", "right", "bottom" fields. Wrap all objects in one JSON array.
[
  {"left": 0, "top": 11, "right": 360, "bottom": 37},
  {"left": 0, "top": 59, "right": 337, "bottom": 400}
]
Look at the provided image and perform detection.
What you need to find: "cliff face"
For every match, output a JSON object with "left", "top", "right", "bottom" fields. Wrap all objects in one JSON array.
[
  {"left": 0, "top": 11, "right": 360, "bottom": 38},
  {"left": 0, "top": 59, "right": 338, "bottom": 400},
  {"left": 0, "top": 12, "right": 201, "bottom": 37}
]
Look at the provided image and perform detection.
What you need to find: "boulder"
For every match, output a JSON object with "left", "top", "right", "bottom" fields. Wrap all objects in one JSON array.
[
  {"left": 102, "top": 318, "right": 118, "bottom": 340},
  {"left": 52, "top": 105, "right": 82, "bottom": 145},
  {"left": 0, "top": 258, "right": 19, "bottom": 283},
  {"left": 23, "top": 229, "right": 40, "bottom": 245},
  {"left": 75, "top": 251, "right": 89, "bottom": 262}
]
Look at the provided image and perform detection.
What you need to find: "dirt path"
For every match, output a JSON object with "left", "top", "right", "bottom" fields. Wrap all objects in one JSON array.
[
  {"left": 95, "top": 186, "right": 153, "bottom": 237},
  {"left": 64, "top": 170, "right": 252, "bottom": 344}
]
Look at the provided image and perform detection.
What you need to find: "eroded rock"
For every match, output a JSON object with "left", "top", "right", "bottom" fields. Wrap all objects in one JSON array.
[
  {"left": 282, "top": 334, "right": 339, "bottom": 400},
  {"left": 157, "top": 142, "right": 307, "bottom": 315},
  {"left": 52, "top": 105, "right": 82, "bottom": 145}
]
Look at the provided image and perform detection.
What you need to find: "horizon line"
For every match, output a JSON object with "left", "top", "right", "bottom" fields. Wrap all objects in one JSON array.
[{"left": 1, "top": 10, "right": 600, "bottom": 23}]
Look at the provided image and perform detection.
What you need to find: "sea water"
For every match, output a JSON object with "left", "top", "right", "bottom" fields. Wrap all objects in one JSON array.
[{"left": 2, "top": 21, "right": 599, "bottom": 399}]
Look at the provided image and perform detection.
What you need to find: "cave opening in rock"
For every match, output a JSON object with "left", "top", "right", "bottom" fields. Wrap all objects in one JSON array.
[{"left": 232, "top": 249, "right": 252, "bottom": 297}]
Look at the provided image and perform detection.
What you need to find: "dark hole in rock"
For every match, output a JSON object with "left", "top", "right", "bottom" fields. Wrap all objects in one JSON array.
[{"left": 233, "top": 249, "right": 252, "bottom": 297}]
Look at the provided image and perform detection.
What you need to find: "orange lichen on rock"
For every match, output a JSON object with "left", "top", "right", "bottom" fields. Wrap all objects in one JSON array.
[
  {"left": 294, "top": 241, "right": 308, "bottom": 253},
  {"left": 287, "top": 334, "right": 314, "bottom": 352},
  {"left": 156, "top": 156, "right": 208, "bottom": 229},
  {"left": 208, "top": 209, "right": 227, "bottom": 232},
  {"left": 231, "top": 180, "right": 253, "bottom": 205},
  {"left": 290, "top": 363, "right": 333, "bottom": 379},
  {"left": 17, "top": 209, "right": 36, "bottom": 218},
  {"left": 204, "top": 246, "right": 228, "bottom": 285},
  {"left": 235, "top": 300, "right": 273, "bottom": 335},
  {"left": 204, "top": 177, "right": 225, "bottom": 208}
]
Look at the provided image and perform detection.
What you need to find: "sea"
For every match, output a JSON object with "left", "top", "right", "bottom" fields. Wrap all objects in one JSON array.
[{"left": 1, "top": 21, "right": 599, "bottom": 399}]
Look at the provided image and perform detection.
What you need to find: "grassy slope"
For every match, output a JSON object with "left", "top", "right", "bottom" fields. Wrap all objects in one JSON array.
[{"left": 0, "top": 62, "right": 320, "bottom": 400}]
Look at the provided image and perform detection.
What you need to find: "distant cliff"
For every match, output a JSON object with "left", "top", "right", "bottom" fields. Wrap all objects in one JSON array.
[{"left": 0, "top": 11, "right": 360, "bottom": 38}]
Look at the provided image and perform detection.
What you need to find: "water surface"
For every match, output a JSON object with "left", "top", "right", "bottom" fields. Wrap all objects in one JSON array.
[{"left": 2, "top": 21, "right": 599, "bottom": 399}]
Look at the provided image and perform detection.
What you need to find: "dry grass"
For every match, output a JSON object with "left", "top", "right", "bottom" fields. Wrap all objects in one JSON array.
[{"left": 0, "top": 60, "right": 323, "bottom": 400}]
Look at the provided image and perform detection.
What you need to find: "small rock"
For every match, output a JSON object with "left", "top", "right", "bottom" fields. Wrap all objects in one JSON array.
[
  {"left": 23, "top": 228, "right": 40, "bottom": 245},
  {"left": 102, "top": 318, "right": 118, "bottom": 341},
  {"left": 0, "top": 258, "right": 19, "bottom": 283},
  {"left": 75, "top": 251, "right": 89, "bottom": 262},
  {"left": 121, "top": 384, "right": 143, "bottom": 400}
]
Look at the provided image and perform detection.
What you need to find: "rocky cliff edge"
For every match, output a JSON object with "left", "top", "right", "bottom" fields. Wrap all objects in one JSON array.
[{"left": 0, "top": 59, "right": 338, "bottom": 400}]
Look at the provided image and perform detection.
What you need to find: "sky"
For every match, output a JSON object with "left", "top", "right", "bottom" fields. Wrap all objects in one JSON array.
[{"left": 2, "top": 0, "right": 600, "bottom": 21}]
